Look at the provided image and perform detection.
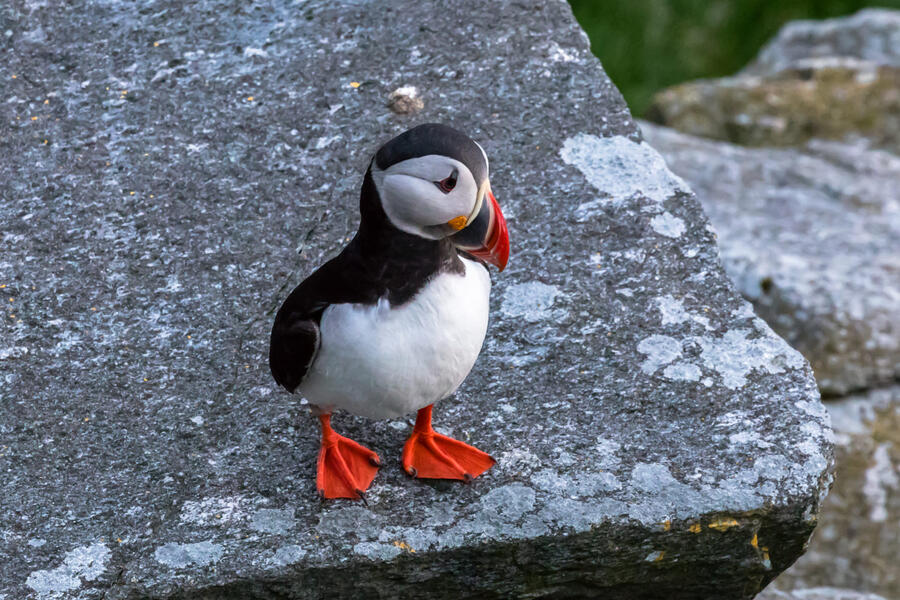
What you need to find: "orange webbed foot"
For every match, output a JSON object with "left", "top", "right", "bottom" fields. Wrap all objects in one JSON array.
[
  {"left": 316, "top": 414, "right": 380, "bottom": 500},
  {"left": 402, "top": 405, "right": 495, "bottom": 481}
]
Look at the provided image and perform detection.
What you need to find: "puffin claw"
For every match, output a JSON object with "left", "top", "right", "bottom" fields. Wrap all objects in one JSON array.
[
  {"left": 370, "top": 456, "right": 382, "bottom": 467},
  {"left": 463, "top": 473, "right": 474, "bottom": 484},
  {"left": 356, "top": 489, "right": 369, "bottom": 506},
  {"left": 407, "top": 466, "right": 418, "bottom": 478}
]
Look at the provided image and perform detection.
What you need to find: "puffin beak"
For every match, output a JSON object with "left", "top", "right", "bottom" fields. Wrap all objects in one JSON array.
[{"left": 451, "top": 181, "right": 509, "bottom": 271}]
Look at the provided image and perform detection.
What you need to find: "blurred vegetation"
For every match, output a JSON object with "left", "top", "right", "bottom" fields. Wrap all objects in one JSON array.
[{"left": 568, "top": 0, "right": 900, "bottom": 116}]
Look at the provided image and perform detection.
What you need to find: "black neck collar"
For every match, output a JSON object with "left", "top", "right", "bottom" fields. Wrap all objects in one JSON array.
[{"left": 344, "top": 167, "right": 464, "bottom": 305}]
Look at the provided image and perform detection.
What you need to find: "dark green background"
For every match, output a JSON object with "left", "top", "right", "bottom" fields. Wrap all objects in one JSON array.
[{"left": 568, "top": 0, "right": 900, "bottom": 115}]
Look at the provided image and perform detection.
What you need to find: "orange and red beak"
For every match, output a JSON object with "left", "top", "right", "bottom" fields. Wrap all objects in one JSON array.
[{"left": 451, "top": 184, "right": 509, "bottom": 271}]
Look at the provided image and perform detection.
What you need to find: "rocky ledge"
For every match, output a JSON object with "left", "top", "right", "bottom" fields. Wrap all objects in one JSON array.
[{"left": 0, "top": 1, "right": 831, "bottom": 599}]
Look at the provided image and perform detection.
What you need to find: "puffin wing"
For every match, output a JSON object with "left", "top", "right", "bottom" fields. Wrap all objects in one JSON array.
[
  {"left": 269, "top": 250, "right": 377, "bottom": 393},
  {"left": 269, "top": 313, "right": 322, "bottom": 393}
]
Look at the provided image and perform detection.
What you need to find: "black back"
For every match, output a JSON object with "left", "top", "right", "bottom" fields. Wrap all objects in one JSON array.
[{"left": 268, "top": 168, "right": 465, "bottom": 393}]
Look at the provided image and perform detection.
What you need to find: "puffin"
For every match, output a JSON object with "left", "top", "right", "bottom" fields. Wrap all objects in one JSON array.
[{"left": 269, "top": 123, "right": 509, "bottom": 500}]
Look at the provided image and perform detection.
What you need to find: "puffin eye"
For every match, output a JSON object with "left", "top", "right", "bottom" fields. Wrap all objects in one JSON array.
[{"left": 435, "top": 173, "right": 457, "bottom": 194}]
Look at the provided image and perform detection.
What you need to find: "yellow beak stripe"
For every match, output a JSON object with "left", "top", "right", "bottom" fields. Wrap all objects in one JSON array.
[{"left": 447, "top": 215, "right": 468, "bottom": 231}]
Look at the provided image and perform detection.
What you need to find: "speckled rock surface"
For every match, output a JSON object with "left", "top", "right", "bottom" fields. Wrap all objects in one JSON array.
[
  {"left": 763, "top": 386, "right": 900, "bottom": 599},
  {"left": 641, "top": 122, "right": 900, "bottom": 396},
  {"left": 645, "top": 10, "right": 900, "bottom": 152},
  {"left": 1, "top": 1, "right": 831, "bottom": 599}
]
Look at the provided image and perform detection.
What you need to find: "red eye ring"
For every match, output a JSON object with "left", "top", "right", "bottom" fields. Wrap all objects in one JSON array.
[{"left": 436, "top": 175, "right": 457, "bottom": 193}]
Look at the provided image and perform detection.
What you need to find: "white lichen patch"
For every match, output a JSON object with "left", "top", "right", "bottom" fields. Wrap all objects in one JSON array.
[
  {"left": 500, "top": 281, "right": 562, "bottom": 323},
  {"left": 250, "top": 508, "right": 296, "bottom": 535},
  {"left": 435, "top": 483, "right": 543, "bottom": 548},
  {"left": 479, "top": 483, "right": 536, "bottom": 521},
  {"left": 663, "top": 362, "right": 702, "bottom": 382},
  {"left": 531, "top": 468, "right": 620, "bottom": 496},
  {"left": 154, "top": 541, "right": 223, "bottom": 568},
  {"left": 729, "top": 430, "right": 772, "bottom": 449},
  {"left": 353, "top": 541, "right": 402, "bottom": 561},
  {"left": 559, "top": 133, "right": 688, "bottom": 205},
  {"left": 179, "top": 496, "right": 257, "bottom": 526},
  {"left": 498, "top": 447, "right": 541, "bottom": 475},
  {"left": 26, "top": 543, "right": 110, "bottom": 597},
  {"left": 316, "top": 506, "right": 383, "bottom": 538},
  {"left": 657, "top": 295, "right": 690, "bottom": 325},
  {"left": 627, "top": 463, "right": 707, "bottom": 521},
  {"left": 650, "top": 212, "right": 686, "bottom": 238},
  {"left": 656, "top": 295, "right": 710, "bottom": 329},
  {"left": 595, "top": 437, "right": 622, "bottom": 470},
  {"left": 863, "top": 443, "right": 898, "bottom": 522},
  {"left": 376, "top": 526, "right": 442, "bottom": 553},
  {"left": 695, "top": 329, "right": 806, "bottom": 389},
  {"left": 637, "top": 335, "right": 683, "bottom": 375}
]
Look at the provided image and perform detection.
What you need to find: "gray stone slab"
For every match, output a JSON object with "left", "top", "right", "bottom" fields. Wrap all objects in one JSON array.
[
  {"left": 641, "top": 122, "right": 900, "bottom": 396},
  {"left": 1, "top": 1, "right": 830, "bottom": 599}
]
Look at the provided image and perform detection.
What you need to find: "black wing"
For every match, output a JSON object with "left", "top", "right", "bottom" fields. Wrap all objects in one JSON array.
[
  {"left": 269, "top": 314, "right": 321, "bottom": 393},
  {"left": 268, "top": 259, "right": 341, "bottom": 393},
  {"left": 268, "top": 248, "right": 381, "bottom": 393}
]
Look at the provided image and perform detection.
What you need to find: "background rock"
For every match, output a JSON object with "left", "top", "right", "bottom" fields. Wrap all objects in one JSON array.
[
  {"left": 775, "top": 386, "right": 900, "bottom": 598},
  {"left": 641, "top": 122, "right": 900, "bottom": 397},
  {"left": 757, "top": 587, "right": 890, "bottom": 600},
  {"left": 645, "top": 9, "right": 900, "bottom": 153},
  {"left": 763, "top": 387, "right": 900, "bottom": 599},
  {"left": 743, "top": 9, "right": 900, "bottom": 75},
  {"left": 0, "top": 1, "right": 830, "bottom": 599}
]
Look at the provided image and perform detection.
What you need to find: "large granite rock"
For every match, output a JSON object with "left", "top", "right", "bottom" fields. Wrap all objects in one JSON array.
[
  {"left": 762, "top": 386, "right": 900, "bottom": 600},
  {"left": 645, "top": 10, "right": 900, "bottom": 153},
  {"left": 0, "top": 1, "right": 831, "bottom": 599},
  {"left": 641, "top": 122, "right": 900, "bottom": 396}
]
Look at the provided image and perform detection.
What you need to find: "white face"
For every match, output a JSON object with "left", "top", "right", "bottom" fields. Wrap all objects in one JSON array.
[{"left": 370, "top": 154, "right": 482, "bottom": 240}]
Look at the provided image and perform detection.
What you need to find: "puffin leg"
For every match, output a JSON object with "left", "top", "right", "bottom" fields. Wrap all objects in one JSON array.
[
  {"left": 402, "top": 405, "right": 495, "bottom": 481},
  {"left": 316, "top": 414, "right": 380, "bottom": 500}
]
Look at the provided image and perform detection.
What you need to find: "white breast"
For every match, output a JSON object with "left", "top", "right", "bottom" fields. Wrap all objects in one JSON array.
[{"left": 299, "top": 257, "right": 491, "bottom": 419}]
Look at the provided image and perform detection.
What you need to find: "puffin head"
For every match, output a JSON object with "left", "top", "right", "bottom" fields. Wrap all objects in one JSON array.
[{"left": 369, "top": 123, "right": 509, "bottom": 271}]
